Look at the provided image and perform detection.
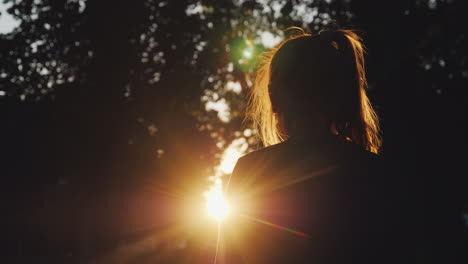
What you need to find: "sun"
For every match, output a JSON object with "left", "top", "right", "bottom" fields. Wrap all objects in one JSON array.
[
  {"left": 205, "top": 181, "right": 229, "bottom": 220},
  {"left": 204, "top": 138, "right": 247, "bottom": 221}
]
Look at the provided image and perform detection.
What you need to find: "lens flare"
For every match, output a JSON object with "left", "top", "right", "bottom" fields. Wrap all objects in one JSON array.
[
  {"left": 243, "top": 49, "right": 253, "bottom": 58},
  {"left": 205, "top": 180, "right": 228, "bottom": 220},
  {"left": 204, "top": 138, "right": 247, "bottom": 220}
]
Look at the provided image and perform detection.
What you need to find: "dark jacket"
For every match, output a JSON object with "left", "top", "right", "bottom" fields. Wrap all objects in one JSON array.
[{"left": 224, "top": 136, "right": 413, "bottom": 264}]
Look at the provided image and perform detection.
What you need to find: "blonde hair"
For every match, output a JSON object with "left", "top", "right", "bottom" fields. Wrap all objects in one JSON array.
[{"left": 246, "top": 28, "right": 382, "bottom": 154}]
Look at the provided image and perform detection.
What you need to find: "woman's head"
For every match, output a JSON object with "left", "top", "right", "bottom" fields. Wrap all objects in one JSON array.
[{"left": 247, "top": 28, "right": 381, "bottom": 153}]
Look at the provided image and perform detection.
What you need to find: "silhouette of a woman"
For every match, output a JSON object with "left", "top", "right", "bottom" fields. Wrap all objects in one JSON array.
[{"left": 225, "top": 28, "right": 407, "bottom": 263}]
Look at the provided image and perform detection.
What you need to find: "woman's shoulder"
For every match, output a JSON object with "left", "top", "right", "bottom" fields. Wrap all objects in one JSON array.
[
  {"left": 230, "top": 138, "right": 385, "bottom": 189},
  {"left": 228, "top": 143, "right": 288, "bottom": 194},
  {"left": 238, "top": 138, "right": 383, "bottom": 167},
  {"left": 340, "top": 139, "right": 383, "bottom": 163},
  {"left": 237, "top": 142, "right": 285, "bottom": 165},
  {"left": 230, "top": 143, "right": 284, "bottom": 185}
]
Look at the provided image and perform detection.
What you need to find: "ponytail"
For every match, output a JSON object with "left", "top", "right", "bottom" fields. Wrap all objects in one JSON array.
[
  {"left": 327, "top": 30, "right": 380, "bottom": 153},
  {"left": 248, "top": 28, "right": 382, "bottom": 154}
]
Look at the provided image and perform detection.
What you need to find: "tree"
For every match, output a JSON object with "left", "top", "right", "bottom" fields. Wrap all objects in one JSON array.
[{"left": 2, "top": 0, "right": 466, "bottom": 262}]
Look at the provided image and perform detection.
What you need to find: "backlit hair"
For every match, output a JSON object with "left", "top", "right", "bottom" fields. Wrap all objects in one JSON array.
[{"left": 246, "top": 28, "right": 382, "bottom": 154}]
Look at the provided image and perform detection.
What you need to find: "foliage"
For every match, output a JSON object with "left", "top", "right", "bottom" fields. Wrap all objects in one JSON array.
[{"left": 1, "top": 0, "right": 467, "bottom": 262}]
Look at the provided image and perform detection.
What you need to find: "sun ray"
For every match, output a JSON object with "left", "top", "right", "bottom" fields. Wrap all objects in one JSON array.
[
  {"left": 235, "top": 161, "right": 339, "bottom": 201},
  {"left": 240, "top": 214, "right": 309, "bottom": 238},
  {"left": 213, "top": 222, "right": 222, "bottom": 264}
]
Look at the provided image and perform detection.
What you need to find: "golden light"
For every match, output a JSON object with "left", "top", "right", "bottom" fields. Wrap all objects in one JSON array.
[
  {"left": 218, "top": 137, "right": 248, "bottom": 174},
  {"left": 204, "top": 138, "right": 247, "bottom": 220},
  {"left": 204, "top": 180, "right": 229, "bottom": 220}
]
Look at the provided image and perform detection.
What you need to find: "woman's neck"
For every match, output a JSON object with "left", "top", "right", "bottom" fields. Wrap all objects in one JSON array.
[{"left": 284, "top": 115, "right": 334, "bottom": 140}]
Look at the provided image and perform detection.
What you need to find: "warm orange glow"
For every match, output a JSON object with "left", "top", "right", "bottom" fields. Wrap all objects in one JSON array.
[
  {"left": 204, "top": 138, "right": 246, "bottom": 221},
  {"left": 205, "top": 180, "right": 229, "bottom": 220},
  {"left": 218, "top": 137, "right": 248, "bottom": 174},
  {"left": 218, "top": 150, "right": 240, "bottom": 175}
]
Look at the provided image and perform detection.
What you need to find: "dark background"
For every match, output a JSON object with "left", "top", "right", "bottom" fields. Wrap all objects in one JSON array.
[{"left": 1, "top": 0, "right": 467, "bottom": 263}]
